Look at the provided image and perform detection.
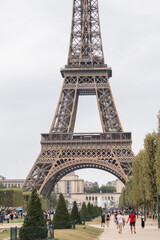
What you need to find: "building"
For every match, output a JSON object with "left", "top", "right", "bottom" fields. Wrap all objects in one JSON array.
[
  {"left": 0, "top": 176, "right": 24, "bottom": 188},
  {"left": 84, "top": 181, "right": 99, "bottom": 189},
  {"left": 106, "top": 179, "right": 124, "bottom": 193},
  {"left": 54, "top": 172, "right": 84, "bottom": 195},
  {"left": 0, "top": 173, "right": 123, "bottom": 208}
]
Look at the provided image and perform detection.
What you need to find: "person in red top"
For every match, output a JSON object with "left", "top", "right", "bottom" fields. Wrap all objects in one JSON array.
[{"left": 127, "top": 211, "right": 136, "bottom": 234}]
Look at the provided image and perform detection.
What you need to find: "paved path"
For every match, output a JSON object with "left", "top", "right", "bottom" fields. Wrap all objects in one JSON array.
[
  {"left": 0, "top": 222, "right": 22, "bottom": 229},
  {"left": 88, "top": 216, "right": 160, "bottom": 240}
]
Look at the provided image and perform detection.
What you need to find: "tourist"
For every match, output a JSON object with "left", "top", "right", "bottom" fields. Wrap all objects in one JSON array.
[
  {"left": 141, "top": 214, "right": 145, "bottom": 228},
  {"left": 127, "top": 210, "right": 136, "bottom": 234},
  {"left": 106, "top": 212, "right": 110, "bottom": 227},
  {"left": 114, "top": 211, "right": 118, "bottom": 229},
  {"left": 122, "top": 212, "right": 126, "bottom": 228},
  {"left": 117, "top": 212, "right": 124, "bottom": 234},
  {"left": 101, "top": 211, "right": 105, "bottom": 227}
]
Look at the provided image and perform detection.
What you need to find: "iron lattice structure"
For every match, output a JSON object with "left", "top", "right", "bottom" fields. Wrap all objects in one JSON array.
[{"left": 23, "top": 0, "right": 133, "bottom": 198}]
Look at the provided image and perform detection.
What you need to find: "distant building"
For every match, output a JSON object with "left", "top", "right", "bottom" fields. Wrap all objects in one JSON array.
[
  {"left": 84, "top": 181, "right": 99, "bottom": 189},
  {"left": 0, "top": 174, "right": 123, "bottom": 207},
  {"left": 106, "top": 179, "right": 124, "bottom": 193},
  {"left": 0, "top": 172, "right": 84, "bottom": 194},
  {"left": 0, "top": 176, "right": 24, "bottom": 188},
  {"left": 54, "top": 172, "right": 84, "bottom": 195}
]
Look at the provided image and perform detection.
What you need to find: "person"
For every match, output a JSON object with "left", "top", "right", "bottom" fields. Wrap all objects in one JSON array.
[
  {"left": 141, "top": 214, "right": 145, "bottom": 228},
  {"left": 122, "top": 212, "right": 126, "bottom": 228},
  {"left": 127, "top": 210, "right": 136, "bottom": 234},
  {"left": 101, "top": 211, "right": 105, "bottom": 227},
  {"left": 106, "top": 212, "right": 110, "bottom": 227},
  {"left": 117, "top": 212, "right": 124, "bottom": 234}
]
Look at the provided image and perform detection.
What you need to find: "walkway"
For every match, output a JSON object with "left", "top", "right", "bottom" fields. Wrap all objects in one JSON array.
[{"left": 88, "top": 215, "right": 160, "bottom": 240}]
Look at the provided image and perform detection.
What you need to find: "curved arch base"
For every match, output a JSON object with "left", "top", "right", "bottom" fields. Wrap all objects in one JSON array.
[{"left": 23, "top": 141, "right": 133, "bottom": 198}]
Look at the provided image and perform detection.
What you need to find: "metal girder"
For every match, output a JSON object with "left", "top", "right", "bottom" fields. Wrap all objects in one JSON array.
[
  {"left": 68, "top": 0, "right": 104, "bottom": 67},
  {"left": 23, "top": 141, "right": 133, "bottom": 198}
]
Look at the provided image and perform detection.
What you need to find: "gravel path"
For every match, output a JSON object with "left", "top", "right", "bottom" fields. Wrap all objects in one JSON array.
[{"left": 88, "top": 215, "right": 160, "bottom": 240}]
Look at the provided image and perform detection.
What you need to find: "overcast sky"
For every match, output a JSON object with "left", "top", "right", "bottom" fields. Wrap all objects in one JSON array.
[{"left": 0, "top": 0, "right": 160, "bottom": 186}]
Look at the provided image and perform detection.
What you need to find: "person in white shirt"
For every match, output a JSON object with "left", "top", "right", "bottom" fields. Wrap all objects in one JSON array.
[{"left": 117, "top": 212, "right": 124, "bottom": 234}]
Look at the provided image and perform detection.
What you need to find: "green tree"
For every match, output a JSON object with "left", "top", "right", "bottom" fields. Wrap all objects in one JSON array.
[
  {"left": 144, "top": 132, "right": 157, "bottom": 204},
  {"left": 119, "top": 187, "right": 125, "bottom": 210},
  {"left": 87, "top": 202, "right": 94, "bottom": 219},
  {"left": 48, "top": 193, "right": 57, "bottom": 209},
  {"left": 19, "top": 188, "right": 47, "bottom": 240},
  {"left": 80, "top": 202, "right": 91, "bottom": 221},
  {"left": 100, "top": 185, "right": 116, "bottom": 193},
  {"left": 53, "top": 193, "right": 71, "bottom": 229},
  {"left": 0, "top": 188, "right": 23, "bottom": 207},
  {"left": 132, "top": 150, "right": 145, "bottom": 208},
  {"left": 156, "top": 114, "right": 160, "bottom": 192},
  {"left": 71, "top": 201, "right": 81, "bottom": 224},
  {"left": 84, "top": 186, "right": 100, "bottom": 193}
]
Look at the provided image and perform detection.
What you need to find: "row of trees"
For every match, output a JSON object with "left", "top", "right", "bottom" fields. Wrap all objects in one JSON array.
[
  {"left": 84, "top": 185, "right": 116, "bottom": 193},
  {"left": 19, "top": 189, "right": 102, "bottom": 239},
  {"left": 54, "top": 193, "right": 102, "bottom": 229},
  {"left": 0, "top": 188, "right": 49, "bottom": 211},
  {"left": 119, "top": 113, "right": 160, "bottom": 212}
]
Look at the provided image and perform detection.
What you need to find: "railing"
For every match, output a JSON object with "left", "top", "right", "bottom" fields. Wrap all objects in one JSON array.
[{"left": 41, "top": 132, "right": 132, "bottom": 142}]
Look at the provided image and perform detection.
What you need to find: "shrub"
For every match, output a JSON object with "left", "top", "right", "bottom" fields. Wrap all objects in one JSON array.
[
  {"left": 80, "top": 202, "right": 91, "bottom": 221},
  {"left": 53, "top": 193, "right": 71, "bottom": 229},
  {"left": 71, "top": 201, "right": 81, "bottom": 224},
  {"left": 19, "top": 188, "right": 47, "bottom": 240},
  {"left": 0, "top": 188, "right": 23, "bottom": 207}
]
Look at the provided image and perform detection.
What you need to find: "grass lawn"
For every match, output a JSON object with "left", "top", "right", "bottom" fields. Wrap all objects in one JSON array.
[
  {"left": 0, "top": 229, "right": 9, "bottom": 240},
  {"left": 87, "top": 216, "right": 101, "bottom": 225},
  {"left": 10, "top": 218, "right": 24, "bottom": 224},
  {"left": 0, "top": 217, "right": 103, "bottom": 240},
  {"left": 54, "top": 225, "right": 103, "bottom": 240}
]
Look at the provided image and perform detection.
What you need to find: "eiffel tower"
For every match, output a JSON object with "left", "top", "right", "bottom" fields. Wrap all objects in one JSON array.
[{"left": 23, "top": 0, "right": 134, "bottom": 198}]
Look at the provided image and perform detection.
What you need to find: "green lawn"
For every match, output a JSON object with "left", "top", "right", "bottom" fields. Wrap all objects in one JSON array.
[
  {"left": 54, "top": 225, "right": 103, "bottom": 240},
  {"left": 10, "top": 218, "right": 24, "bottom": 224},
  {"left": 0, "top": 229, "right": 9, "bottom": 240},
  {"left": 0, "top": 218, "right": 103, "bottom": 240},
  {"left": 87, "top": 216, "right": 101, "bottom": 225}
]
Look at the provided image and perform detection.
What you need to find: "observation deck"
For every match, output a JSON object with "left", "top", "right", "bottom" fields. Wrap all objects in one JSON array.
[{"left": 41, "top": 132, "right": 132, "bottom": 144}]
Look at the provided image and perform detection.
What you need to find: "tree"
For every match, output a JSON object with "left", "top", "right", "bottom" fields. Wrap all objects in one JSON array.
[
  {"left": 0, "top": 188, "right": 23, "bottom": 207},
  {"left": 19, "top": 188, "right": 48, "bottom": 240},
  {"left": 80, "top": 202, "right": 91, "bottom": 221},
  {"left": 156, "top": 114, "right": 160, "bottom": 192},
  {"left": 132, "top": 150, "right": 145, "bottom": 208},
  {"left": 87, "top": 202, "right": 94, "bottom": 219},
  {"left": 100, "top": 185, "right": 116, "bottom": 193},
  {"left": 84, "top": 186, "right": 100, "bottom": 193},
  {"left": 71, "top": 201, "right": 81, "bottom": 224},
  {"left": 53, "top": 193, "right": 71, "bottom": 229},
  {"left": 144, "top": 133, "right": 157, "bottom": 204}
]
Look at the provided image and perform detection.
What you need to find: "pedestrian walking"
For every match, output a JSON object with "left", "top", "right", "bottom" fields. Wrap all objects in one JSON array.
[
  {"left": 106, "top": 212, "right": 110, "bottom": 227},
  {"left": 141, "top": 214, "right": 145, "bottom": 228},
  {"left": 114, "top": 211, "right": 118, "bottom": 229},
  {"left": 101, "top": 211, "right": 105, "bottom": 227},
  {"left": 127, "top": 210, "right": 136, "bottom": 234},
  {"left": 122, "top": 212, "right": 126, "bottom": 228},
  {"left": 117, "top": 212, "right": 124, "bottom": 234}
]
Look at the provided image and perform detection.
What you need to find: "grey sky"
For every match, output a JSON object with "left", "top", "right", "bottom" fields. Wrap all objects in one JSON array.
[{"left": 0, "top": 0, "right": 160, "bottom": 186}]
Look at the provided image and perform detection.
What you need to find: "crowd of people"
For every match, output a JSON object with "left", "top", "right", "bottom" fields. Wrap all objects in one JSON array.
[
  {"left": 101, "top": 210, "right": 147, "bottom": 234},
  {"left": 0, "top": 208, "right": 55, "bottom": 226},
  {"left": 0, "top": 208, "right": 25, "bottom": 223}
]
